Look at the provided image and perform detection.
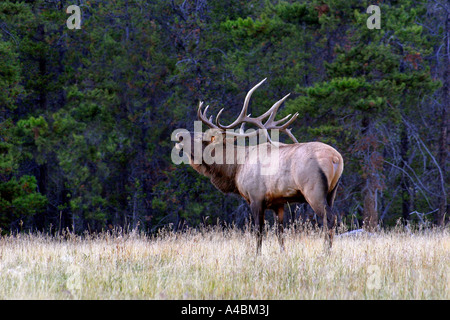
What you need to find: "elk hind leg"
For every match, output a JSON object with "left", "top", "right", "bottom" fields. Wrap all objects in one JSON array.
[
  {"left": 308, "top": 200, "right": 337, "bottom": 249},
  {"left": 324, "top": 203, "right": 337, "bottom": 249},
  {"left": 327, "top": 178, "right": 341, "bottom": 226}
]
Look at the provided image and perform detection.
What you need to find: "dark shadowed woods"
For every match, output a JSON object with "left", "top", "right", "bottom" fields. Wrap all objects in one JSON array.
[{"left": 0, "top": 0, "right": 448, "bottom": 234}]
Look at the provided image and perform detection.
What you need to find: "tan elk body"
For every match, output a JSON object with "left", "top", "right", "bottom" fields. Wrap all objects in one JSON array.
[{"left": 175, "top": 79, "right": 343, "bottom": 253}]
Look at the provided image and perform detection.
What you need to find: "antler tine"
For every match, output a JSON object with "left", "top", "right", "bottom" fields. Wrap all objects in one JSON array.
[
  {"left": 269, "top": 113, "right": 292, "bottom": 126},
  {"left": 239, "top": 123, "right": 246, "bottom": 134},
  {"left": 216, "top": 78, "right": 267, "bottom": 129},
  {"left": 253, "top": 93, "right": 298, "bottom": 143},
  {"left": 197, "top": 101, "right": 219, "bottom": 129},
  {"left": 258, "top": 93, "right": 291, "bottom": 124},
  {"left": 215, "top": 108, "right": 225, "bottom": 126},
  {"left": 284, "top": 128, "right": 299, "bottom": 143},
  {"left": 267, "top": 112, "right": 299, "bottom": 130},
  {"left": 197, "top": 101, "right": 204, "bottom": 122}
]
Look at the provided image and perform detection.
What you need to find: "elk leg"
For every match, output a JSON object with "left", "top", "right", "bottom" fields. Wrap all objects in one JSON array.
[
  {"left": 327, "top": 178, "right": 342, "bottom": 226},
  {"left": 274, "top": 206, "right": 285, "bottom": 252},
  {"left": 308, "top": 201, "right": 337, "bottom": 249},
  {"left": 324, "top": 203, "right": 337, "bottom": 248},
  {"left": 250, "top": 201, "right": 265, "bottom": 255}
]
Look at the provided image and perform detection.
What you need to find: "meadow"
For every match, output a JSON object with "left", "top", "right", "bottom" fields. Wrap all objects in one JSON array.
[{"left": 0, "top": 225, "right": 448, "bottom": 299}]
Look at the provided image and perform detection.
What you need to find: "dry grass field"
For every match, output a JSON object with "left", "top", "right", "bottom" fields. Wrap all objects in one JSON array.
[{"left": 0, "top": 226, "right": 448, "bottom": 300}]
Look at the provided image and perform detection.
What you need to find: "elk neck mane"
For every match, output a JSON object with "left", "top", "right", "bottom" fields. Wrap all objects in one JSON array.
[
  {"left": 207, "top": 161, "right": 240, "bottom": 194},
  {"left": 191, "top": 146, "right": 243, "bottom": 195}
]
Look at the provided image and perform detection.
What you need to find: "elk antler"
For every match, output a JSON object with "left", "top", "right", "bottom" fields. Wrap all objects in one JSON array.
[
  {"left": 197, "top": 79, "right": 299, "bottom": 143},
  {"left": 216, "top": 79, "right": 298, "bottom": 143},
  {"left": 197, "top": 101, "right": 219, "bottom": 129}
]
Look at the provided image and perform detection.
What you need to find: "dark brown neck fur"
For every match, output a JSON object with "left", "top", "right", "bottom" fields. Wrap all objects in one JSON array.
[
  {"left": 189, "top": 142, "right": 243, "bottom": 195},
  {"left": 206, "top": 162, "right": 240, "bottom": 194}
]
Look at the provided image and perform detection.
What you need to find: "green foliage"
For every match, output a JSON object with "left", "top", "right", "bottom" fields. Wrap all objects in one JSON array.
[
  {"left": 286, "top": 0, "right": 440, "bottom": 225},
  {"left": 274, "top": 1, "right": 319, "bottom": 25},
  {"left": 0, "top": 175, "right": 47, "bottom": 231},
  {"left": 0, "top": 0, "right": 445, "bottom": 232},
  {"left": 0, "top": 42, "right": 23, "bottom": 110}
]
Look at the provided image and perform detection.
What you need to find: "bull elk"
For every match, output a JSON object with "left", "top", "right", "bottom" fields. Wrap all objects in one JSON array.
[{"left": 175, "top": 79, "right": 344, "bottom": 253}]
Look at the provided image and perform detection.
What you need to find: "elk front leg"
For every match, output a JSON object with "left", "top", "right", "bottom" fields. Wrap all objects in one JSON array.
[
  {"left": 274, "top": 206, "right": 285, "bottom": 252},
  {"left": 250, "top": 201, "right": 265, "bottom": 255}
]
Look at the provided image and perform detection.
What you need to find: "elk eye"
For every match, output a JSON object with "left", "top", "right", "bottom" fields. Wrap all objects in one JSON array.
[{"left": 211, "top": 136, "right": 216, "bottom": 142}]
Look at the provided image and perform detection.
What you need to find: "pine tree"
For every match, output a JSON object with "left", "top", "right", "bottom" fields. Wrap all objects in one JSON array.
[{"left": 286, "top": 0, "right": 440, "bottom": 228}]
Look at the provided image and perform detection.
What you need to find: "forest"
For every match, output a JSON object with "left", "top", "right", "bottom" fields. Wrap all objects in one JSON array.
[{"left": 0, "top": 0, "right": 448, "bottom": 234}]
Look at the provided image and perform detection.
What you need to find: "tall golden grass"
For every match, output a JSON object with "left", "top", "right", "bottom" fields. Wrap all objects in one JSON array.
[{"left": 0, "top": 225, "right": 448, "bottom": 299}]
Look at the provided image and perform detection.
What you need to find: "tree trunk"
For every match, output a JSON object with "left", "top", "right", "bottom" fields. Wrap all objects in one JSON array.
[
  {"left": 435, "top": 13, "right": 449, "bottom": 226},
  {"left": 361, "top": 116, "right": 379, "bottom": 231},
  {"left": 400, "top": 126, "right": 412, "bottom": 225},
  {"left": 363, "top": 179, "right": 378, "bottom": 231}
]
